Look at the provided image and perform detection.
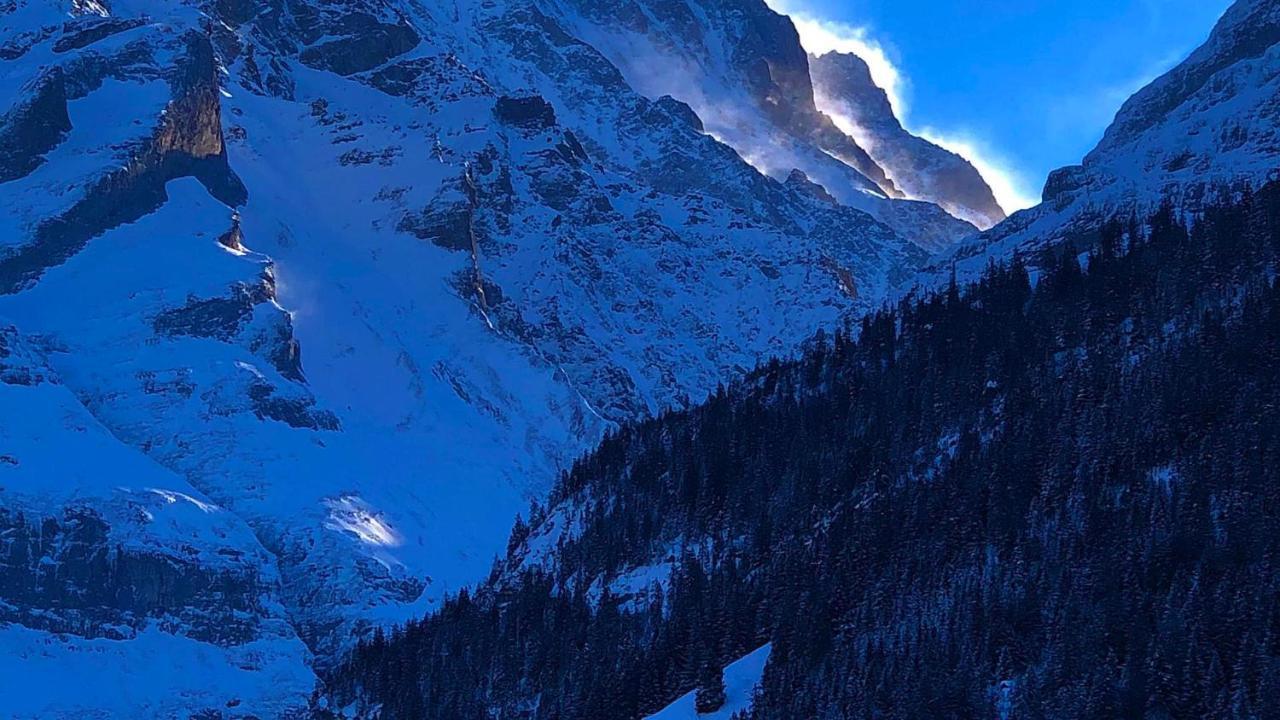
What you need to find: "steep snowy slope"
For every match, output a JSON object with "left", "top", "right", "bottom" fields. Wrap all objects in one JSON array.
[
  {"left": 810, "top": 51, "right": 1006, "bottom": 231},
  {"left": 940, "top": 0, "right": 1280, "bottom": 278},
  {"left": 0, "top": 0, "right": 953, "bottom": 709},
  {"left": 644, "top": 644, "right": 772, "bottom": 720},
  {"left": 0, "top": 5, "right": 318, "bottom": 713}
]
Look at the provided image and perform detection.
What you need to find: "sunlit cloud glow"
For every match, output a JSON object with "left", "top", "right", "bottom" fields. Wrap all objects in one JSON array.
[
  {"left": 325, "top": 495, "right": 403, "bottom": 547},
  {"left": 918, "top": 128, "right": 1041, "bottom": 212},
  {"left": 766, "top": 0, "right": 908, "bottom": 121}
]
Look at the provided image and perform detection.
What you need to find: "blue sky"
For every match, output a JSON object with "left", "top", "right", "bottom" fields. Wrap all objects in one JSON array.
[{"left": 767, "top": 0, "right": 1234, "bottom": 212}]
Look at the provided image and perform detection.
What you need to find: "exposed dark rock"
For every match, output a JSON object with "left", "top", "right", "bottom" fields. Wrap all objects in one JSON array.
[
  {"left": 0, "top": 22, "right": 57, "bottom": 62},
  {"left": 260, "top": 330, "right": 305, "bottom": 382},
  {"left": 0, "top": 67, "right": 72, "bottom": 184},
  {"left": 153, "top": 287, "right": 259, "bottom": 341},
  {"left": 398, "top": 176, "right": 476, "bottom": 251},
  {"left": 238, "top": 43, "right": 296, "bottom": 100},
  {"left": 360, "top": 57, "right": 437, "bottom": 97},
  {"left": 821, "top": 256, "right": 859, "bottom": 299},
  {"left": 1041, "top": 164, "right": 1087, "bottom": 206},
  {"left": 559, "top": 130, "right": 589, "bottom": 162},
  {"left": 0, "top": 326, "right": 53, "bottom": 386},
  {"left": 357, "top": 54, "right": 492, "bottom": 109},
  {"left": 338, "top": 146, "right": 402, "bottom": 166},
  {"left": 0, "top": 506, "right": 267, "bottom": 646},
  {"left": 298, "top": 13, "right": 419, "bottom": 76},
  {"left": 153, "top": 265, "right": 309, "bottom": 383},
  {"left": 138, "top": 368, "right": 197, "bottom": 398},
  {"left": 52, "top": 17, "right": 146, "bottom": 53},
  {"left": 784, "top": 169, "right": 837, "bottom": 205},
  {"left": 0, "top": 32, "right": 246, "bottom": 294},
  {"left": 653, "top": 95, "right": 703, "bottom": 132},
  {"left": 527, "top": 147, "right": 610, "bottom": 215},
  {"left": 57, "top": 39, "right": 162, "bottom": 99},
  {"left": 217, "top": 216, "right": 246, "bottom": 251},
  {"left": 213, "top": 0, "right": 271, "bottom": 29},
  {"left": 247, "top": 382, "right": 340, "bottom": 430},
  {"left": 494, "top": 94, "right": 557, "bottom": 130}
]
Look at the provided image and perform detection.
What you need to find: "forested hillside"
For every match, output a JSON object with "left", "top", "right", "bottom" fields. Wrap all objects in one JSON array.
[{"left": 326, "top": 180, "right": 1280, "bottom": 719}]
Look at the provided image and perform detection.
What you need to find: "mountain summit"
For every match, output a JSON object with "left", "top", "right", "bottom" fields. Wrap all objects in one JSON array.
[
  {"left": 809, "top": 50, "right": 1007, "bottom": 230},
  {"left": 545, "top": 0, "right": 981, "bottom": 250}
]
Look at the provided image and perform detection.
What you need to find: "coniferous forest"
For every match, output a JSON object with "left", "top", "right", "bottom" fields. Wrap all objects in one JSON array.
[{"left": 325, "top": 181, "right": 1280, "bottom": 719}]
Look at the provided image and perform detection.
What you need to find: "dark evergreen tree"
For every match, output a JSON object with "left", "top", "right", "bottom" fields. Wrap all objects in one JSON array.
[{"left": 694, "top": 662, "right": 727, "bottom": 714}]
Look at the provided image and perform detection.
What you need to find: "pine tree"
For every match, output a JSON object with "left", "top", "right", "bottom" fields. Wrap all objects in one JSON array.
[{"left": 694, "top": 661, "right": 727, "bottom": 714}]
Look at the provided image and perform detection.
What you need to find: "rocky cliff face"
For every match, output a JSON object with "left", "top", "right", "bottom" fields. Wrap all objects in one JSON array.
[
  {"left": 810, "top": 50, "right": 1007, "bottom": 232},
  {"left": 0, "top": 19, "right": 245, "bottom": 294},
  {"left": 0, "top": 66, "right": 71, "bottom": 183},
  {"left": 544, "top": 0, "right": 978, "bottom": 251},
  {"left": 0, "top": 325, "right": 315, "bottom": 717},
  {"left": 939, "top": 0, "right": 1280, "bottom": 280}
]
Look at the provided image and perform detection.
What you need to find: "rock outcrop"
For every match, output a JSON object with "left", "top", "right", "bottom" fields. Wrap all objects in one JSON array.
[
  {"left": 0, "top": 323, "right": 315, "bottom": 718},
  {"left": 0, "top": 67, "right": 71, "bottom": 183},
  {"left": 0, "top": 29, "right": 244, "bottom": 293}
]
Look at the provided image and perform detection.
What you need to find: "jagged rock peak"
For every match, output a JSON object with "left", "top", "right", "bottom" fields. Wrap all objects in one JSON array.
[
  {"left": 784, "top": 168, "right": 838, "bottom": 205},
  {"left": 542, "top": 0, "right": 976, "bottom": 250},
  {"left": 809, "top": 50, "right": 1007, "bottom": 230}
]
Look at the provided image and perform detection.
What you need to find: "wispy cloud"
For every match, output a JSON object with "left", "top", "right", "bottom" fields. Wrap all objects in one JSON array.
[
  {"left": 1044, "top": 51, "right": 1184, "bottom": 150},
  {"left": 917, "top": 128, "right": 1041, "bottom": 213}
]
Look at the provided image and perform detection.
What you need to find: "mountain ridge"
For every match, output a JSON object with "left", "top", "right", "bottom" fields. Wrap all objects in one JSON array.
[
  {"left": 937, "top": 0, "right": 1280, "bottom": 283},
  {"left": 327, "top": 173, "right": 1280, "bottom": 720}
]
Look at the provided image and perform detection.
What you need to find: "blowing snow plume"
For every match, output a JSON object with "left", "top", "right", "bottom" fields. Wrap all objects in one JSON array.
[{"left": 770, "top": 0, "right": 1031, "bottom": 224}]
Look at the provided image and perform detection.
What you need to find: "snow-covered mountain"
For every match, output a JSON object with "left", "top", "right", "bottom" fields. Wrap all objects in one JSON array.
[
  {"left": 1, "top": 0, "right": 1274, "bottom": 715},
  {"left": 941, "top": 0, "right": 1280, "bottom": 278},
  {"left": 809, "top": 50, "right": 1007, "bottom": 231},
  {"left": 0, "top": 0, "right": 997, "bottom": 714}
]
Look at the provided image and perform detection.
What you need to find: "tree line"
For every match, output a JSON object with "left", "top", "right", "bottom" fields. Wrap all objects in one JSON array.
[{"left": 324, "top": 181, "right": 1280, "bottom": 720}]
